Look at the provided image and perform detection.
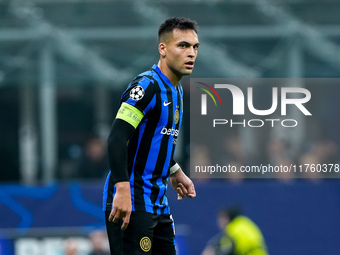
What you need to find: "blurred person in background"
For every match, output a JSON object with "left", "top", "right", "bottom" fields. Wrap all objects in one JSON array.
[
  {"left": 220, "top": 135, "right": 246, "bottom": 181},
  {"left": 88, "top": 230, "right": 109, "bottom": 255},
  {"left": 223, "top": 135, "right": 247, "bottom": 167},
  {"left": 63, "top": 238, "right": 79, "bottom": 255},
  {"left": 225, "top": 161, "right": 244, "bottom": 182},
  {"left": 55, "top": 238, "right": 90, "bottom": 255},
  {"left": 266, "top": 138, "right": 295, "bottom": 182},
  {"left": 78, "top": 136, "right": 108, "bottom": 179},
  {"left": 201, "top": 208, "right": 234, "bottom": 255},
  {"left": 202, "top": 206, "right": 268, "bottom": 255},
  {"left": 103, "top": 17, "right": 198, "bottom": 255},
  {"left": 299, "top": 150, "right": 323, "bottom": 181},
  {"left": 190, "top": 144, "right": 213, "bottom": 180},
  {"left": 298, "top": 139, "right": 338, "bottom": 180}
]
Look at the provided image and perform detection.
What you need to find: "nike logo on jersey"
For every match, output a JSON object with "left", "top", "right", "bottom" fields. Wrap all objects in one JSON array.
[{"left": 163, "top": 101, "right": 172, "bottom": 107}]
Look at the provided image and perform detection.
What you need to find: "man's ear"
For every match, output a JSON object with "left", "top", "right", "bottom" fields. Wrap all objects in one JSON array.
[{"left": 159, "top": 43, "right": 167, "bottom": 57}]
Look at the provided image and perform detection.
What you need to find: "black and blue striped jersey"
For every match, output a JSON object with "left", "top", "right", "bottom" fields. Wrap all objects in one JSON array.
[{"left": 103, "top": 64, "right": 183, "bottom": 215}]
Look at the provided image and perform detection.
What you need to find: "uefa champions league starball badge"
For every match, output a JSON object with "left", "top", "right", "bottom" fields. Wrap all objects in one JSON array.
[{"left": 130, "top": 86, "right": 145, "bottom": 101}]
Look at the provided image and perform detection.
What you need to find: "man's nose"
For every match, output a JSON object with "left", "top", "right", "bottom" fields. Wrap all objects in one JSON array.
[{"left": 188, "top": 47, "right": 196, "bottom": 58}]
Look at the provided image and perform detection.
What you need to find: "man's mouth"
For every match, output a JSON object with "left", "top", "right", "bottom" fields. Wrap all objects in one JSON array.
[{"left": 185, "top": 61, "right": 194, "bottom": 68}]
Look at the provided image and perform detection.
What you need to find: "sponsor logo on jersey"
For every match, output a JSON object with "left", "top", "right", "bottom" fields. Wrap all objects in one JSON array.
[{"left": 161, "top": 127, "right": 179, "bottom": 137}]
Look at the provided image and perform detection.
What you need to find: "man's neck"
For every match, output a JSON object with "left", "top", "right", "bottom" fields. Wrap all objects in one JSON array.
[{"left": 157, "top": 61, "right": 181, "bottom": 88}]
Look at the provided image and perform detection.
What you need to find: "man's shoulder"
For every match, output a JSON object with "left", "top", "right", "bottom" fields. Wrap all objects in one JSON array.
[
  {"left": 133, "top": 68, "right": 159, "bottom": 84},
  {"left": 121, "top": 68, "right": 160, "bottom": 102},
  {"left": 125, "top": 70, "right": 159, "bottom": 91}
]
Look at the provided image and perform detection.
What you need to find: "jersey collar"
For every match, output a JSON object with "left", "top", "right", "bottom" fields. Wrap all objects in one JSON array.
[{"left": 152, "top": 64, "right": 179, "bottom": 90}]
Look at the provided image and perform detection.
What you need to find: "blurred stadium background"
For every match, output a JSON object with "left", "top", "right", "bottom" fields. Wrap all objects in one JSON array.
[{"left": 1, "top": 0, "right": 340, "bottom": 254}]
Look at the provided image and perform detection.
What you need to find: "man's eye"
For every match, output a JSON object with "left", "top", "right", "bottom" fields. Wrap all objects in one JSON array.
[{"left": 179, "top": 44, "right": 186, "bottom": 48}]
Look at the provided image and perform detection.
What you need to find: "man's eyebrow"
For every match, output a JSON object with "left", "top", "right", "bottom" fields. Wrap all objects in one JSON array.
[{"left": 177, "top": 41, "right": 200, "bottom": 46}]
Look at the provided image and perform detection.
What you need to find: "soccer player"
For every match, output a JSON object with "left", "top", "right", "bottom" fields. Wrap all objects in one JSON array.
[
  {"left": 103, "top": 17, "right": 199, "bottom": 255},
  {"left": 201, "top": 206, "right": 269, "bottom": 255}
]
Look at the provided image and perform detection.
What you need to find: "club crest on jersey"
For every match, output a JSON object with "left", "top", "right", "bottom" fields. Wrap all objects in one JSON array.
[
  {"left": 140, "top": 236, "right": 151, "bottom": 252},
  {"left": 130, "top": 86, "right": 145, "bottom": 101},
  {"left": 175, "top": 109, "right": 180, "bottom": 124}
]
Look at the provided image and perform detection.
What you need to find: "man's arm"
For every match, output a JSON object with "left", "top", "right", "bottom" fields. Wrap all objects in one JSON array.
[
  {"left": 107, "top": 118, "right": 134, "bottom": 184},
  {"left": 169, "top": 160, "right": 196, "bottom": 200},
  {"left": 107, "top": 103, "right": 144, "bottom": 230},
  {"left": 106, "top": 118, "right": 135, "bottom": 230}
]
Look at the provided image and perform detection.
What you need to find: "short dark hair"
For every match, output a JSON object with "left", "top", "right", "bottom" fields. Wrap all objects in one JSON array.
[
  {"left": 220, "top": 206, "right": 242, "bottom": 221},
  {"left": 158, "top": 17, "right": 198, "bottom": 42}
]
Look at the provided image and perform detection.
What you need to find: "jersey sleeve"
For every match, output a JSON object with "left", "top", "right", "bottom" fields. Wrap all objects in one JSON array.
[{"left": 121, "top": 76, "right": 156, "bottom": 115}]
